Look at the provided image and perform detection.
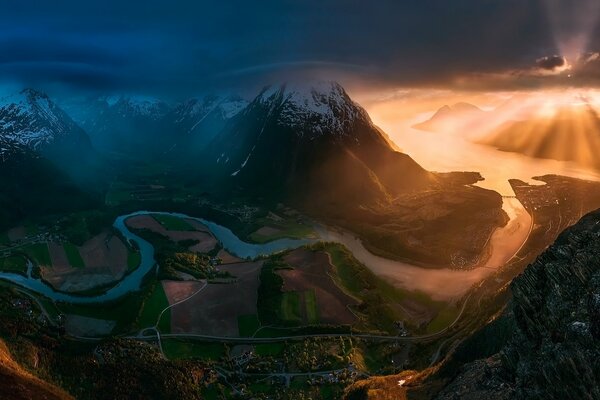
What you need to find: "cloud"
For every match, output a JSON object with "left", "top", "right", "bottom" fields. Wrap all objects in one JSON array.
[
  {"left": 535, "top": 55, "right": 567, "bottom": 71},
  {"left": 0, "top": 0, "right": 598, "bottom": 94}
]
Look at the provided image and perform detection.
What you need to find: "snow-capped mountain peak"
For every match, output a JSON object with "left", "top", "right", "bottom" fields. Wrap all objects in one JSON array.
[
  {"left": 0, "top": 88, "right": 86, "bottom": 151},
  {"left": 254, "top": 81, "right": 372, "bottom": 138},
  {"left": 99, "top": 94, "right": 171, "bottom": 119}
]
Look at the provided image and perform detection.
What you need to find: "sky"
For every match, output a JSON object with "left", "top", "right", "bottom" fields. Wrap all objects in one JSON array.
[{"left": 0, "top": 0, "right": 599, "bottom": 98}]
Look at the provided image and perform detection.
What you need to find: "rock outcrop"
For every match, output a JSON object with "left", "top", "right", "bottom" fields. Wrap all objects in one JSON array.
[{"left": 438, "top": 209, "right": 600, "bottom": 399}]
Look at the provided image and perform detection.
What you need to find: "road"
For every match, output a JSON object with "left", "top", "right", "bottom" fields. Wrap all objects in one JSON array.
[
  {"left": 129, "top": 291, "right": 473, "bottom": 345},
  {"left": 138, "top": 280, "right": 208, "bottom": 358}
]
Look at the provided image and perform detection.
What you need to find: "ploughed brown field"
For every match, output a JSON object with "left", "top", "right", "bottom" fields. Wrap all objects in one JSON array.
[
  {"left": 252, "top": 225, "right": 282, "bottom": 237},
  {"left": 162, "top": 280, "right": 205, "bottom": 304},
  {"left": 169, "top": 261, "right": 262, "bottom": 336},
  {"left": 41, "top": 232, "right": 128, "bottom": 292},
  {"left": 125, "top": 215, "right": 217, "bottom": 253},
  {"left": 279, "top": 248, "right": 358, "bottom": 325},
  {"left": 217, "top": 249, "right": 244, "bottom": 264}
]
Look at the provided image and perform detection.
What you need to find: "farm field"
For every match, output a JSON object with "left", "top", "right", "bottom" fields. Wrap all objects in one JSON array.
[
  {"left": 162, "top": 339, "right": 226, "bottom": 361},
  {"left": 138, "top": 282, "right": 171, "bottom": 333},
  {"left": 39, "top": 232, "right": 130, "bottom": 293},
  {"left": 126, "top": 215, "right": 217, "bottom": 253},
  {"left": 248, "top": 214, "right": 315, "bottom": 243},
  {"left": 153, "top": 214, "right": 195, "bottom": 231},
  {"left": 0, "top": 255, "right": 28, "bottom": 274},
  {"left": 169, "top": 261, "right": 262, "bottom": 336},
  {"left": 278, "top": 248, "right": 358, "bottom": 326}
]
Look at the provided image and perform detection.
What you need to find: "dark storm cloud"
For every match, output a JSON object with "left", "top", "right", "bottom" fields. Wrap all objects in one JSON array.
[
  {"left": 535, "top": 55, "right": 567, "bottom": 70},
  {"left": 0, "top": 0, "right": 597, "bottom": 96}
]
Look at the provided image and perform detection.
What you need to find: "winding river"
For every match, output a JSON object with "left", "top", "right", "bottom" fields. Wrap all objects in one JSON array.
[
  {"left": 0, "top": 203, "right": 531, "bottom": 304},
  {"left": 0, "top": 211, "right": 315, "bottom": 304}
]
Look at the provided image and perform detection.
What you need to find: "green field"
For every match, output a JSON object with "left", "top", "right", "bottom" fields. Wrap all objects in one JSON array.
[
  {"left": 127, "top": 250, "right": 141, "bottom": 271},
  {"left": 162, "top": 339, "right": 225, "bottom": 361},
  {"left": 304, "top": 290, "right": 319, "bottom": 324},
  {"left": 138, "top": 283, "right": 170, "bottom": 332},
  {"left": 0, "top": 232, "right": 10, "bottom": 246},
  {"left": 238, "top": 314, "right": 261, "bottom": 337},
  {"left": 152, "top": 214, "right": 194, "bottom": 231},
  {"left": 63, "top": 243, "right": 85, "bottom": 268},
  {"left": 105, "top": 185, "right": 132, "bottom": 206},
  {"left": 58, "top": 292, "right": 145, "bottom": 333},
  {"left": 426, "top": 304, "right": 460, "bottom": 333},
  {"left": 280, "top": 291, "right": 302, "bottom": 324},
  {"left": 248, "top": 218, "right": 315, "bottom": 243},
  {"left": 0, "top": 256, "right": 27, "bottom": 274},
  {"left": 254, "top": 343, "right": 285, "bottom": 356},
  {"left": 24, "top": 243, "right": 51, "bottom": 266}
]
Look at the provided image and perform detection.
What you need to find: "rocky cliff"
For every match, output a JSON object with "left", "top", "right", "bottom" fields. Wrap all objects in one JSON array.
[{"left": 437, "top": 209, "right": 600, "bottom": 399}]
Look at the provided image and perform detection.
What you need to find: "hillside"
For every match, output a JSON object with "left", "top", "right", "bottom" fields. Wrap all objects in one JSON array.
[{"left": 0, "top": 339, "right": 73, "bottom": 400}]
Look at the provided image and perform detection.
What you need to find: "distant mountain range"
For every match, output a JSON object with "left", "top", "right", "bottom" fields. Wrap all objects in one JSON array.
[{"left": 63, "top": 94, "right": 248, "bottom": 157}]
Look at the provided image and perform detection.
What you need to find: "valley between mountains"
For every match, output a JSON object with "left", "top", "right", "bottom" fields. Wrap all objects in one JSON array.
[{"left": 2, "top": 82, "right": 600, "bottom": 399}]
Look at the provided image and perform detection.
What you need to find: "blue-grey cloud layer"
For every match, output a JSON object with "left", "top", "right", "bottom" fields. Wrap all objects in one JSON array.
[{"left": 0, "top": 0, "right": 597, "bottom": 95}]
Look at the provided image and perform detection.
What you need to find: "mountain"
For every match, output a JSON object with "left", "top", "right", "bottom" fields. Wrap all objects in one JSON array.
[
  {"left": 70, "top": 95, "right": 171, "bottom": 156},
  {"left": 0, "top": 89, "right": 97, "bottom": 227},
  {"left": 0, "top": 138, "right": 95, "bottom": 230},
  {"left": 164, "top": 94, "right": 248, "bottom": 155},
  {"left": 205, "top": 82, "right": 435, "bottom": 201},
  {"left": 0, "top": 89, "right": 95, "bottom": 175},
  {"left": 480, "top": 105, "right": 600, "bottom": 170},
  {"left": 412, "top": 102, "right": 486, "bottom": 133},
  {"left": 204, "top": 82, "right": 505, "bottom": 265}
]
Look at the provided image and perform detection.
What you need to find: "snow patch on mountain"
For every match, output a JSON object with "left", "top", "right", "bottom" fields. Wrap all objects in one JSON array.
[{"left": 103, "top": 95, "right": 170, "bottom": 119}]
